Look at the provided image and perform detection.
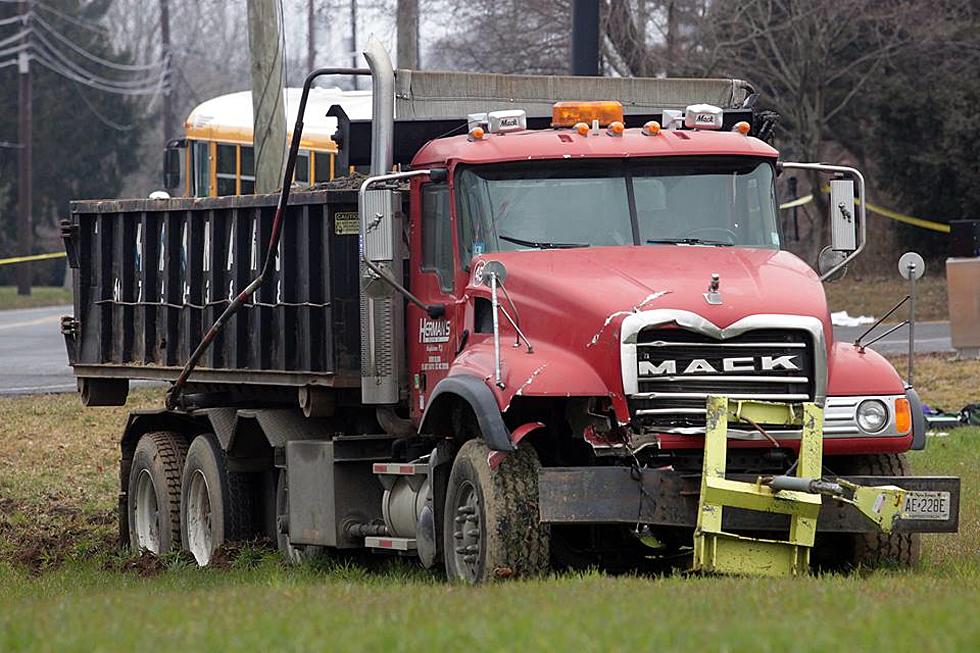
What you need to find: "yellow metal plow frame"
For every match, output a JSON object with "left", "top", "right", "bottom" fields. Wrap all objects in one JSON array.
[{"left": 692, "top": 396, "right": 907, "bottom": 577}]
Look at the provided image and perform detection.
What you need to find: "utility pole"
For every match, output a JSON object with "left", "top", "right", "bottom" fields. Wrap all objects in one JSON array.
[
  {"left": 570, "top": 0, "right": 599, "bottom": 76},
  {"left": 307, "top": 0, "right": 315, "bottom": 71},
  {"left": 350, "top": 0, "right": 358, "bottom": 90},
  {"left": 246, "top": 0, "right": 287, "bottom": 194},
  {"left": 396, "top": 0, "right": 418, "bottom": 69},
  {"left": 160, "top": 0, "right": 174, "bottom": 142},
  {"left": 16, "top": 0, "right": 32, "bottom": 296}
]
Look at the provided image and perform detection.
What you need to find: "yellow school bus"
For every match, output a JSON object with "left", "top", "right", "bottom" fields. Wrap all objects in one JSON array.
[{"left": 164, "top": 87, "right": 372, "bottom": 197}]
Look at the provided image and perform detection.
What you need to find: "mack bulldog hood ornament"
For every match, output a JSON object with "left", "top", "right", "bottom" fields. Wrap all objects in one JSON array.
[{"left": 704, "top": 272, "right": 722, "bottom": 305}]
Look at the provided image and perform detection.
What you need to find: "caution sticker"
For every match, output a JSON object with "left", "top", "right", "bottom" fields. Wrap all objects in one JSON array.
[{"left": 334, "top": 211, "right": 360, "bottom": 236}]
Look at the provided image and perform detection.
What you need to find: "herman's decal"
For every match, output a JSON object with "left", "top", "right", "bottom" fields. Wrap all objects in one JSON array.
[{"left": 419, "top": 317, "right": 451, "bottom": 344}]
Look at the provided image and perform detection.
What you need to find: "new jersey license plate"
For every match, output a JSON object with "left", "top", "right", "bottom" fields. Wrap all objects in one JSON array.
[{"left": 903, "top": 491, "right": 951, "bottom": 520}]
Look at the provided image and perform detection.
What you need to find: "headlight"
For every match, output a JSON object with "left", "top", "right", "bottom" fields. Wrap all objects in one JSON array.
[{"left": 856, "top": 399, "right": 889, "bottom": 433}]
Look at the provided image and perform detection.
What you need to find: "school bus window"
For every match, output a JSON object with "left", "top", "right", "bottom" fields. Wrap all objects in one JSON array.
[
  {"left": 216, "top": 143, "right": 237, "bottom": 196},
  {"left": 314, "top": 152, "right": 331, "bottom": 182},
  {"left": 193, "top": 141, "right": 210, "bottom": 197},
  {"left": 295, "top": 151, "right": 310, "bottom": 184},
  {"left": 241, "top": 146, "right": 255, "bottom": 194}
]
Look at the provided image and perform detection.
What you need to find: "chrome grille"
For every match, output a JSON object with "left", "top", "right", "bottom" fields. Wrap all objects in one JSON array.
[{"left": 629, "top": 328, "right": 814, "bottom": 429}]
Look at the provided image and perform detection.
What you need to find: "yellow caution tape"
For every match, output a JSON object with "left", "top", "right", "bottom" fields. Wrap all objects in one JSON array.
[
  {"left": 778, "top": 194, "right": 813, "bottom": 210},
  {"left": 863, "top": 201, "right": 950, "bottom": 234},
  {"left": 778, "top": 193, "right": 950, "bottom": 234},
  {"left": 0, "top": 251, "right": 67, "bottom": 266}
]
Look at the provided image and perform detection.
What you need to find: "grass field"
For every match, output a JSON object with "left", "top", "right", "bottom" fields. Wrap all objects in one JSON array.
[
  {"left": 0, "top": 287, "right": 72, "bottom": 311},
  {"left": 825, "top": 274, "right": 948, "bottom": 322},
  {"left": 1, "top": 379, "right": 978, "bottom": 650}
]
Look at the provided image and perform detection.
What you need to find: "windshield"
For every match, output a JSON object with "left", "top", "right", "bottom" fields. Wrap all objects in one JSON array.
[{"left": 455, "top": 157, "right": 779, "bottom": 264}]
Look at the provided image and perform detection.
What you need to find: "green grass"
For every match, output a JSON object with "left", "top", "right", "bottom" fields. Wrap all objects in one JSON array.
[
  {"left": 0, "top": 286, "right": 72, "bottom": 310},
  {"left": 825, "top": 275, "right": 947, "bottom": 322},
  {"left": 1, "top": 394, "right": 977, "bottom": 651}
]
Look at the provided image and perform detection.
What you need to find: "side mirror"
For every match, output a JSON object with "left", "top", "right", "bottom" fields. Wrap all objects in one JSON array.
[
  {"left": 829, "top": 178, "right": 856, "bottom": 252},
  {"left": 163, "top": 141, "right": 184, "bottom": 190},
  {"left": 818, "top": 246, "right": 847, "bottom": 282}
]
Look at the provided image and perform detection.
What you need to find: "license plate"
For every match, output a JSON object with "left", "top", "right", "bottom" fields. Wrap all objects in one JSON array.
[{"left": 903, "top": 491, "right": 951, "bottom": 520}]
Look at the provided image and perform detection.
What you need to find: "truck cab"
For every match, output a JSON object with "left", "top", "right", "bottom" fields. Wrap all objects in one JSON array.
[{"left": 405, "top": 103, "right": 911, "bottom": 458}]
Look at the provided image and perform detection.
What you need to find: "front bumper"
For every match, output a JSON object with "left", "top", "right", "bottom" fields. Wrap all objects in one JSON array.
[{"left": 538, "top": 467, "right": 960, "bottom": 533}]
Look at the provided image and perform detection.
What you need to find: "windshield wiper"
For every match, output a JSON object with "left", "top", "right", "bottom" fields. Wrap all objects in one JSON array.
[
  {"left": 499, "top": 234, "right": 590, "bottom": 250},
  {"left": 645, "top": 238, "right": 734, "bottom": 247}
]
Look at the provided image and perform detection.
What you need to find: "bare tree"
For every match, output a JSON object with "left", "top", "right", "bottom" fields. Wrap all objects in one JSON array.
[{"left": 698, "top": 0, "right": 940, "bottom": 261}]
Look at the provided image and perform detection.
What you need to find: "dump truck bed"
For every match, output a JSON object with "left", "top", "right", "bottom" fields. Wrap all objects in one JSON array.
[{"left": 63, "top": 188, "right": 364, "bottom": 390}]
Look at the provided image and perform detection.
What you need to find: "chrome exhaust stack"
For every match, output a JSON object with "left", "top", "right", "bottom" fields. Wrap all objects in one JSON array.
[{"left": 359, "top": 38, "right": 402, "bottom": 405}]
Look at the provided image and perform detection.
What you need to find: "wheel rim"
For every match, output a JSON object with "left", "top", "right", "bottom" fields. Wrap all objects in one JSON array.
[
  {"left": 133, "top": 469, "right": 160, "bottom": 554},
  {"left": 186, "top": 469, "right": 214, "bottom": 566},
  {"left": 450, "top": 480, "right": 483, "bottom": 582}
]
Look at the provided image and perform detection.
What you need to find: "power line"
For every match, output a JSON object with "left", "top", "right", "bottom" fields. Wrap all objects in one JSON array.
[
  {"left": 30, "top": 55, "right": 169, "bottom": 95},
  {"left": 30, "top": 30, "right": 169, "bottom": 89},
  {"left": 0, "top": 12, "right": 27, "bottom": 26},
  {"left": 0, "top": 39, "right": 28, "bottom": 58},
  {"left": 33, "top": 0, "right": 107, "bottom": 35},
  {"left": 0, "top": 27, "right": 30, "bottom": 48},
  {"left": 32, "top": 13, "right": 166, "bottom": 72},
  {"left": 74, "top": 82, "right": 142, "bottom": 131}
]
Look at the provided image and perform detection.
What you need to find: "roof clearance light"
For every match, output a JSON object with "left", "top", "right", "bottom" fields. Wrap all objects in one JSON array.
[
  {"left": 552, "top": 100, "right": 624, "bottom": 128},
  {"left": 733, "top": 120, "right": 751, "bottom": 136},
  {"left": 488, "top": 109, "right": 527, "bottom": 133},
  {"left": 467, "top": 112, "right": 488, "bottom": 132},
  {"left": 684, "top": 103, "right": 724, "bottom": 130},
  {"left": 574, "top": 121, "right": 590, "bottom": 136},
  {"left": 468, "top": 126, "right": 486, "bottom": 141},
  {"left": 607, "top": 121, "right": 625, "bottom": 136},
  {"left": 642, "top": 120, "right": 661, "bottom": 136}
]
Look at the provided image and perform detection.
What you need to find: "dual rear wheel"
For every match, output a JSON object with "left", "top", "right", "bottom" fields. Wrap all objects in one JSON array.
[{"left": 127, "top": 431, "right": 253, "bottom": 565}]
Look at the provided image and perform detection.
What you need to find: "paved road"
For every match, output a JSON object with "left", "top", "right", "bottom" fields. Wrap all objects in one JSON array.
[
  {"left": 0, "top": 304, "right": 955, "bottom": 395},
  {"left": 832, "top": 320, "right": 952, "bottom": 355},
  {"left": 0, "top": 305, "right": 75, "bottom": 395}
]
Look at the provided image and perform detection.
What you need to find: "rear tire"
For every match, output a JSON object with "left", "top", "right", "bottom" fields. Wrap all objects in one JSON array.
[
  {"left": 817, "top": 453, "right": 921, "bottom": 570},
  {"left": 276, "top": 469, "right": 324, "bottom": 564},
  {"left": 127, "top": 431, "right": 187, "bottom": 554},
  {"left": 180, "top": 433, "right": 254, "bottom": 566},
  {"left": 443, "top": 439, "right": 550, "bottom": 583}
]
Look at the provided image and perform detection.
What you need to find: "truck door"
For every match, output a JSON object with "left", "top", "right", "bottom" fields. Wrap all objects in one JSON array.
[{"left": 408, "top": 178, "right": 458, "bottom": 422}]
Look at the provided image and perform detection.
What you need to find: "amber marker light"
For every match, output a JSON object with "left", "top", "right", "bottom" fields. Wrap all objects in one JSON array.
[
  {"left": 895, "top": 398, "right": 912, "bottom": 434},
  {"left": 607, "top": 121, "right": 625, "bottom": 136},
  {"left": 552, "top": 100, "right": 625, "bottom": 127},
  {"left": 468, "top": 126, "right": 486, "bottom": 141},
  {"left": 574, "top": 122, "right": 590, "bottom": 136},
  {"left": 733, "top": 121, "right": 751, "bottom": 135},
  {"left": 642, "top": 120, "right": 661, "bottom": 136}
]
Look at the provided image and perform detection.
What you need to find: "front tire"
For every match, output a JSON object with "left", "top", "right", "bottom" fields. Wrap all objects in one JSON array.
[
  {"left": 443, "top": 439, "right": 550, "bottom": 583},
  {"left": 127, "top": 431, "right": 188, "bottom": 554},
  {"left": 817, "top": 453, "right": 921, "bottom": 570},
  {"left": 180, "top": 433, "right": 254, "bottom": 566}
]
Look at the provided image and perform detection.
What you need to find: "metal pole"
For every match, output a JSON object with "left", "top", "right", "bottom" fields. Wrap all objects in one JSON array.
[
  {"left": 160, "top": 0, "right": 174, "bottom": 141},
  {"left": 350, "top": 0, "right": 359, "bottom": 90},
  {"left": 788, "top": 176, "right": 799, "bottom": 241},
  {"left": 16, "top": 0, "right": 32, "bottom": 296},
  {"left": 307, "top": 0, "right": 315, "bottom": 71},
  {"left": 491, "top": 273, "right": 503, "bottom": 388},
  {"left": 908, "top": 262, "right": 917, "bottom": 386},
  {"left": 570, "top": 0, "right": 599, "bottom": 76}
]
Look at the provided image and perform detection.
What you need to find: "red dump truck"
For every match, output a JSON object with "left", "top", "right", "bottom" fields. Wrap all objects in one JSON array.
[{"left": 62, "top": 41, "right": 958, "bottom": 580}]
